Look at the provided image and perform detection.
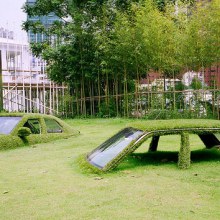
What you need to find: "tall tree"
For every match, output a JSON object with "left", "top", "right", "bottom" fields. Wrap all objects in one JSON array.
[
  {"left": 183, "top": 0, "right": 220, "bottom": 70},
  {"left": 22, "top": 0, "right": 220, "bottom": 117}
]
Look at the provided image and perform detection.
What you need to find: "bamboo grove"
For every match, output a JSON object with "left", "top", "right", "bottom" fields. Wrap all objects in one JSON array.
[{"left": 23, "top": 0, "right": 220, "bottom": 118}]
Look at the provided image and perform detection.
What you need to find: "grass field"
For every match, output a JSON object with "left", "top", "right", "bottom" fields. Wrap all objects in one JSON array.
[{"left": 0, "top": 118, "right": 220, "bottom": 220}]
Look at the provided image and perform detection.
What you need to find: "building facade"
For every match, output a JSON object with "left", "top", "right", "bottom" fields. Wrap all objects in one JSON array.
[
  {"left": 204, "top": 65, "right": 220, "bottom": 89},
  {"left": 26, "top": 0, "right": 61, "bottom": 43},
  {"left": 0, "top": 28, "right": 66, "bottom": 114}
]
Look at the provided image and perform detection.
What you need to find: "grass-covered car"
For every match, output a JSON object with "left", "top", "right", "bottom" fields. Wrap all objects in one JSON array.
[
  {"left": 86, "top": 119, "right": 220, "bottom": 172},
  {"left": 0, "top": 113, "right": 79, "bottom": 150}
]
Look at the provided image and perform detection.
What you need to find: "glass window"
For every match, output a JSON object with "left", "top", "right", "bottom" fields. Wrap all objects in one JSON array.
[
  {"left": 24, "top": 119, "right": 41, "bottom": 134},
  {"left": 0, "top": 116, "right": 22, "bottom": 134},
  {"left": 45, "top": 118, "right": 63, "bottom": 133},
  {"left": 87, "top": 128, "right": 143, "bottom": 169},
  {"left": 214, "top": 133, "right": 220, "bottom": 140}
]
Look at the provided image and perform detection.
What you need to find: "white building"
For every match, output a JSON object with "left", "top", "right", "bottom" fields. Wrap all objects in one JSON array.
[
  {"left": 182, "top": 71, "right": 204, "bottom": 87},
  {"left": 150, "top": 78, "right": 181, "bottom": 91},
  {"left": 0, "top": 28, "right": 66, "bottom": 114}
]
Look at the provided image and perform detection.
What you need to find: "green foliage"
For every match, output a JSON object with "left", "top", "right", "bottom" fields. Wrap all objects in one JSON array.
[
  {"left": 133, "top": 0, "right": 182, "bottom": 76},
  {"left": 183, "top": 0, "right": 220, "bottom": 70},
  {"left": 190, "top": 77, "right": 203, "bottom": 90},
  {"left": 178, "top": 132, "right": 191, "bottom": 169},
  {"left": 0, "top": 135, "right": 24, "bottom": 151},
  {"left": 145, "top": 108, "right": 213, "bottom": 120},
  {"left": 17, "top": 127, "right": 32, "bottom": 137},
  {"left": 175, "top": 81, "right": 186, "bottom": 91},
  {"left": 98, "top": 98, "right": 118, "bottom": 117},
  {"left": 146, "top": 109, "right": 186, "bottom": 119}
]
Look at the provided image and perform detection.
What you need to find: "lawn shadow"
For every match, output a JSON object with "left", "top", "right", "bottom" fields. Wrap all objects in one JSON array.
[{"left": 118, "top": 148, "right": 220, "bottom": 171}]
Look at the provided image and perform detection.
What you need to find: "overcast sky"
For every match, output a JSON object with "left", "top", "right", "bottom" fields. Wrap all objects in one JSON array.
[{"left": 0, "top": 0, "right": 27, "bottom": 41}]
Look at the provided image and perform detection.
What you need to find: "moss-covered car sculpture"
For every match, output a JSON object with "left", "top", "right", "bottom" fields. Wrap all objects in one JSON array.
[
  {"left": 0, "top": 113, "right": 79, "bottom": 150},
  {"left": 86, "top": 119, "right": 220, "bottom": 172}
]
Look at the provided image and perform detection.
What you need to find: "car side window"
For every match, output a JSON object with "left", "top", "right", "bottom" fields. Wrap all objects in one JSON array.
[
  {"left": 45, "top": 119, "right": 63, "bottom": 133},
  {"left": 23, "top": 119, "right": 41, "bottom": 134}
]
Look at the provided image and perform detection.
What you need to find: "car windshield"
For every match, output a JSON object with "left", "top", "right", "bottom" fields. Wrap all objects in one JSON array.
[
  {"left": 87, "top": 127, "right": 144, "bottom": 169},
  {"left": 0, "top": 116, "right": 22, "bottom": 134}
]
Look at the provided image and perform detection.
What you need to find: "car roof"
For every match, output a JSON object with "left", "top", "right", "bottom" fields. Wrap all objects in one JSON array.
[
  {"left": 128, "top": 119, "right": 220, "bottom": 132},
  {"left": 0, "top": 113, "right": 55, "bottom": 118}
]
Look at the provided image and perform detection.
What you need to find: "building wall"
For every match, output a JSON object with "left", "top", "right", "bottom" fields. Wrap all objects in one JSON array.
[
  {"left": 0, "top": 28, "right": 14, "bottom": 40},
  {"left": 140, "top": 72, "right": 162, "bottom": 85},
  {"left": 204, "top": 65, "right": 220, "bottom": 89}
]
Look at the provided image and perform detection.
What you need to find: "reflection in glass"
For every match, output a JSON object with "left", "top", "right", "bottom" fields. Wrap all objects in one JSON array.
[
  {"left": 87, "top": 127, "right": 143, "bottom": 169},
  {"left": 0, "top": 117, "right": 22, "bottom": 134},
  {"left": 45, "top": 118, "right": 63, "bottom": 133}
]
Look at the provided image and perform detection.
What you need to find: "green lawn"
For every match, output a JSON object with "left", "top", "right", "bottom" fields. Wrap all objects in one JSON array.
[{"left": 0, "top": 118, "right": 220, "bottom": 220}]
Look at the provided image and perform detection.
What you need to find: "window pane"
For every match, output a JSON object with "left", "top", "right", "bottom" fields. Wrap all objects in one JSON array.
[
  {"left": 45, "top": 119, "right": 63, "bottom": 133},
  {"left": 24, "top": 119, "right": 41, "bottom": 134},
  {"left": 0, "top": 117, "right": 22, "bottom": 134},
  {"left": 214, "top": 133, "right": 220, "bottom": 140},
  {"left": 87, "top": 128, "right": 143, "bottom": 169}
]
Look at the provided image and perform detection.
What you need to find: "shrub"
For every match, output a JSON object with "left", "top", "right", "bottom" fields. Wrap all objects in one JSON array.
[{"left": 17, "top": 127, "right": 32, "bottom": 137}]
